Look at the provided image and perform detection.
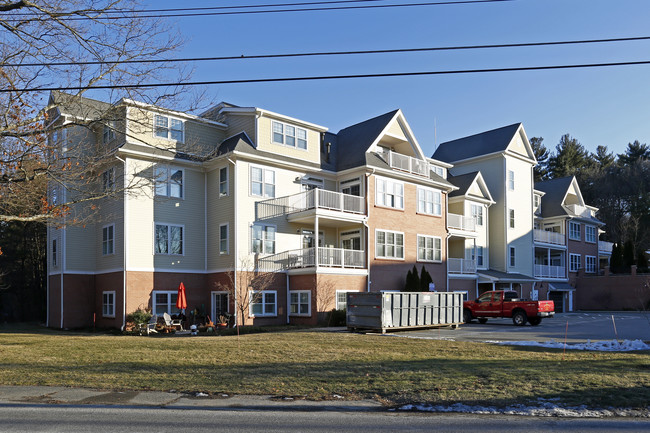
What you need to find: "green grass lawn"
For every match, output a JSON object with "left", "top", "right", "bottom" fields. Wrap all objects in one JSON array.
[{"left": 0, "top": 325, "right": 648, "bottom": 408}]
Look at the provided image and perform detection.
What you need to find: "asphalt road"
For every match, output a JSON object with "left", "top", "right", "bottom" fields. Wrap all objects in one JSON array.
[
  {"left": 397, "top": 312, "right": 650, "bottom": 343},
  {"left": 1, "top": 405, "right": 649, "bottom": 433}
]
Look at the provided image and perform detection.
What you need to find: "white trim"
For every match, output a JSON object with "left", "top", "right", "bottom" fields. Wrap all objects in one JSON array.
[
  {"left": 509, "top": 246, "right": 516, "bottom": 268},
  {"left": 375, "top": 176, "right": 405, "bottom": 210},
  {"left": 569, "top": 221, "right": 581, "bottom": 241},
  {"left": 271, "top": 120, "right": 309, "bottom": 151},
  {"left": 249, "top": 164, "right": 276, "bottom": 198},
  {"left": 102, "top": 290, "right": 116, "bottom": 318},
  {"left": 154, "top": 165, "right": 185, "bottom": 199},
  {"left": 54, "top": 268, "right": 124, "bottom": 276},
  {"left": 219, "top": 166, "right": 229, "bottom": 197},
  {"left": 585, "top": 255, "right": 597, "bottom": 273},
  {"left": 569, "top": 253, "right": 581, "bottom": 272},
  {"left": 289, "top": 290, "right": 311, "bottom": 317},
  {"left": 152, "top": 290, "right": 182, "bottom": 316},
  {"left": 102, "top": 223, "right": 115, "bottom": 256},
  {"left": 375, "top": 229, "right": 405, "bottom": 260},
  {"left": 219, "top": 223, "right": 230, "bottom": 255},
  {"left": 153, "top": 113, "right": 185, "bottom": 142},
  {"left": 585, "top": 225, "right": 597, "bottom": 243},
  {"left": 255, "top": 108, "right": 328, "bottom": 132},
  {"left": 121, "top": 98, "right": 228, "bottom": 128},
  {"left": 416, "top": 234, "right": 442, "bottom": 263},
  {"left": 153, "top": 222, "right": 185, "bottom": 256},
  {"left": 416, "top": 186, "right": 442, "bottom": 216},
  {"left": 251, "top": 222, "right": 277, "bottom": 255},
  {"left": 249, "top": 290, "right": 277, "bottom": 317},
  {"left": 211, "top": 291, "right": 230, "bottom": 321}
]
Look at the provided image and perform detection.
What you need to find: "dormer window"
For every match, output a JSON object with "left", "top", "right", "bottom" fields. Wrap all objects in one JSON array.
[
  {"left": 154, "top": 114, "right": 184, "bottom": 142},
  {"left": 272, "top": 121, "right": 307, "bottom": 150}
]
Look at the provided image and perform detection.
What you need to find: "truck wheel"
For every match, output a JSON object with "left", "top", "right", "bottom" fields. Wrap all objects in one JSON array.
[
  {"left": 478, "top": 318, "right": 488, "bottom": 324},
  {"left": 528, "top": 317, "right": 542, "bottom": 326},
  {"left": 463, "top": 309, "right": 473, "bottom": 323},
  {"left": 512, "top": 311, "right": 527, "bottom": 326}
]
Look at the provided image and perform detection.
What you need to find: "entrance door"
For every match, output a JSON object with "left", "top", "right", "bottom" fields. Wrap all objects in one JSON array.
[
  {"left": 211, "top": 292, "right": 229, "bottom": 322},
  {"left": 549, "top": 291, "right": 564, "bottom": 313},
  {"left": 302, "top": 229, "right": 323, "bottom": 249}
]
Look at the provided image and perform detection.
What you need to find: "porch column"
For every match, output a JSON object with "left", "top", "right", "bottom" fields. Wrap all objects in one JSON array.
[
  {"left": 547, "top": 248, "right": 551, "bottom": 277},
  {"left": 315, "top": 215, "right": 319, "bottom": 269}
]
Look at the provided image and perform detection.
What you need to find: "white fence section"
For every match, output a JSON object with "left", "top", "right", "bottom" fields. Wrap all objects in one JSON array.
[
  {"left": 380, "top": 149, "right": 431, "bottom": 177},
  {"left": 534, "top": 229, "right": 566, "bottom": 245},
  {"left": 448, "top": 258, "right": 477, "bottom": 274},
  {"left": 258, "top": 247, "right": 366, "bottom": 272},
  {"left": 447, "top": 213, "right": 476, "bottom": 232},
  {"left": 598, "top": 241, "right": 614, "bottom": 254},
  {"left": 534, "top": 264, "right": 565, "bottom": 278},
  {"left": 259, "top": 189, "right": 365, "bottom": 218}
]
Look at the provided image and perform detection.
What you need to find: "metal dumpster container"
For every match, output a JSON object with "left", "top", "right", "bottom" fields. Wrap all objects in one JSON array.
[{"left": 346, "top": 291, "right": 464, "bottom": 333}]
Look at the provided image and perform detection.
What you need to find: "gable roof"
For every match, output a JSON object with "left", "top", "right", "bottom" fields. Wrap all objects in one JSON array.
[
  {"left": 49, "top": 91, "right": 112, "bottom": 121},
  {"left": 432, "top": 123, "right": 523, "bottom": 163},
  {"left": 448, "top": 172, "right": 478, "bottom": 197},
  {"left": 535, "top": 177, "right": 574, "bottom": 218},
  {"left": 334, "top": 110, "right": 400, "bottom": 171},
  {"left": 216, "top": 132, "right": 256, "bottom": 156}
]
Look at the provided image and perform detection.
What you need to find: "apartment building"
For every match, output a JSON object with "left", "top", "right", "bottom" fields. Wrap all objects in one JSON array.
[{"left": 46, "top": 93, "right": 455, "bottom": 329}]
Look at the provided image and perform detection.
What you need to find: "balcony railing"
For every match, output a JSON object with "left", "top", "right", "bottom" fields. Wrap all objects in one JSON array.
[
  {"left": 534, "top": 264, "right": 565, "bottom": 278},
  {"left": 448, "top": 213, "right": 476, "bottom": 232},
  {"left": 258, "top": 189, "right": 365, "bottom": 219},
  {"left": 258, "top": 247, "right": 366, "bottom": 272},
  {"left": 448, "top": 258, "right": 477, "bottom": 274},
  {"left": 379, "top": 149, "right": 430, "bottom": 177},
  {"left": 534, "top": 229, "right": 566, "bottom": 246},
  {"left": 598, "top": 241, "right": 614, "bottom": 254},
  {"left": 566, "top": 204, "right": 593, "bottom": 218}
]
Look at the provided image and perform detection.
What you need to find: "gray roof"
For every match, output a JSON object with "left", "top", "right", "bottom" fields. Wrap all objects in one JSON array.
[
  {"left": 448, "top": 172, "right": 479, "bottom": 197},
  {"left": 432, "top": 123, "right": 522, "bottom": 163},
  {"left": 535, "top": 177, "right": 574, "bottom": 218},
  {"left": 334, "top": 110, "right": 399, "bottom": 171},
  {"left": 478, "top": 269, "right": 537, "bottom": 283},
  {"left": 49, "top": 91, "right": 112, "bottom": 121}
]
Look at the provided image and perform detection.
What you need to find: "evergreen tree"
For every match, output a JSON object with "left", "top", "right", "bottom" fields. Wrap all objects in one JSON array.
[
  {"left": 419, "top": 266, "right": 433, "bottom": 291},
  {"left": 547, "top": 134, "right": 591, "bottom": 179},
  {"left": 530, "top": 137, "right": 550, "bottom": 181},
  {"left": 404, "top": 266, "right": 421, "bottom": 292},
  {"left": 610, "top": 243, "right": 623, "bottom": 273},
  {"left": 618, "top": 141, "right": 650, "bottom": 165},
  {"left": 623, "top": 240, "right": 636, "bottom": 271},
  {"left": 636, "top": 250, "right": 648, "bottom": 272}
]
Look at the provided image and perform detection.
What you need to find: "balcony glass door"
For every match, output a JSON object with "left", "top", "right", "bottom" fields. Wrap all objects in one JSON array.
[{"left": 340, "top": 230, "right": 362, "bottom": 250}]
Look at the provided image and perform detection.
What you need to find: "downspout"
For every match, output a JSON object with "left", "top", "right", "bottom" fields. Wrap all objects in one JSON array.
[
  {"left": 227, "top": 157, "right": 237, "bottom": 327},
  {"left": 364, "top": 169, "right": 374, "bottom": 292},
  {"left": 445, "top": 191, "right": 450, "bottom": 292},
  {"left": 116, "top": 155, "right": 127, "bottom": 331},
  {"left": 60, "top": 128, "right": 67, "bottom": 329}
]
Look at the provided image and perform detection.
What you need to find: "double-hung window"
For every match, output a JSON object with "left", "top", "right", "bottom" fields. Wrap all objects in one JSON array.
[
  {"left": 336, "top": 291, "right": 352, "bottom": 310},
  {"left": 290, "top": 291, "right": 311, "bottom": 316},
  {"left": 154, "top": 114, "right": 184, "bottom": 141},
  {"left": 471, "top": 204, "right": 483, "bottom": 226},
  {"left": 52, "top": 239, "right": 57, "bottom": 267},
  {"left": 585, "top": 256, "right": 597, "bottom": 273},
  {"left": 250, "top": 290, "right": 277, "bottom": 317},
  {"left": 376, "top": 229, "right": 404, "bottom": 259},
  {"left": 102, "top": 167, "right": 115, "bottom": 192},
  {"left": 219, "top": 167, "right": 228, "bottom": 197},
  {"left": 569, "top": 221, "right": 581, "bottom": 240},
  {"left": 417, "top": 235, "right": 442, "bottom": 262},
  {"left": 473, "top": 246, "right": 484, "bottom": 267},
  {"left": 509, "top": 247, "right": 516, "bottom": 267},
  {"left": 153, "top": 291, "right": 180, "bottom": 316},
  {"left": 509, "top": 209, "right": 515, "bottom": 229},
  {"left": 252, "top": 224, "right": 276, "bottom": 254},
  {"left": 508, "top": 170, "right": 515, "bottom": 190},
  {"left": 155, "top": 223, "right": 183, "bottom": 255},
  {"left": 219, "top": 223, "right": 229, "bottom": 255},
  {"left": 102, "top": 291, "right": 115, "bottom": 317},
  {"left": 272, "top": 121, "right": 307, "bottom": 149},
  {"left": 585, "top": 225, "right": 596, "bottom": 243},
  {"left": 103, "top": 123, "right": 116, "bottom": 144},
  {"left": 154, "top": 166, "right": 183, "bottom": 198},
  {"left": 569, "top": 253, "right": 581, "bottom": 272},
  {"left": 417, "top": 187, "right": 442, "bottom": 216},
  {"left": 102, "top": 224, "right": 114, "bottom": 256},
  {"left": 376, "top": 177, "right": 404, "bottom": 209},
  {"left": 250, "top": 166, "right": 275, "bottom": 198}
]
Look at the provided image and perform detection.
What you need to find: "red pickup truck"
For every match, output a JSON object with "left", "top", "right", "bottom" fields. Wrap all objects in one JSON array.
[{"left": 463, "top": 290, "right": 555, "bottom": 326}]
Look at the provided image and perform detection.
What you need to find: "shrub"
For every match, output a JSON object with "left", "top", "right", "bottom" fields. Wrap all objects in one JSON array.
[
  {"left": 327, "top": 309, "right": 346, "bottom": 326},
  {"left": 126, "top": 308, "right": 152, "bottom": 325}
]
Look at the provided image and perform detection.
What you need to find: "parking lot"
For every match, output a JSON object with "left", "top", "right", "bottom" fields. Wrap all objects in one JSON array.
[{"left": 398, "top": 312, "right": 650, "bottom": 344}]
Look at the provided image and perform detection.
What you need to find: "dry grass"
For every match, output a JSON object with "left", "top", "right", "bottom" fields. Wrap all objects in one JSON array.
[{"left": 0, "top": 326, "right": 648, "bottom": 408}]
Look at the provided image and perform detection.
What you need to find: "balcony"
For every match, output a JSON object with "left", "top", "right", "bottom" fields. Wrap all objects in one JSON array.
[
  {"left": 566, "top": 204, "right": 593, "bottom": 218},
  {"left": 598, "top": 241, "right": 614, "bottom": 255},
  {"left": 448, "top": 258, "right": 477, "bottom": 274},
  {"left": 534, "top": 264, "right": 565, "bottom": 278},
  {"left": 258, "top": 189, "right": 366, "bottom": 223},
  {"left": 448, "top": 213, "right": 476, "bottom": 232},
  {"left": 379, "top": 149, "right": 430, "bottom": 177},
  {"left": 534, "top": 229, "right": 566, "bottom": 246},
  {"left": 258, "top": 247, "right": 366, "bottom": 272}
]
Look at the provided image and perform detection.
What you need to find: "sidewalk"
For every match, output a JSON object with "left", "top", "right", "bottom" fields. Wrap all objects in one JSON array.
[{"left": 0, "top": 386, "right": 382, "bottom": 411}]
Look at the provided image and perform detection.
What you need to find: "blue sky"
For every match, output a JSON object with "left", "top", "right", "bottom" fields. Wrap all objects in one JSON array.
[{"left": 142, "top": 0, "right": 650, "bottom": 158}]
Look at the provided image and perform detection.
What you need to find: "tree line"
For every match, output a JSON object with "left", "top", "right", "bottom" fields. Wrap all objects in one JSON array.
[{"left": 532, "top": 134, "right": 650, "bottom": 272}]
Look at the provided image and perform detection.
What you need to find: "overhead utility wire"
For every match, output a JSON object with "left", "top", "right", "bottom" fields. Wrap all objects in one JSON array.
[
  {"left": 6, "top": 35, "right": 649, "bottom": 68},
  {"left": 6, "top": 59, "right": 650, "bottom": 93},
  {"left": 3, "top": 0, "right": 513, "bottom": 21}
]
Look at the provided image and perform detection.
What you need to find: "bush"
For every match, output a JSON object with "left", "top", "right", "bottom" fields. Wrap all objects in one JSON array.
[
  {"left": 327, "top": 309, "right": 346, "bottom": 326},
  {"left": 126, "top": 308, "right": 152, "bottom": 325}
]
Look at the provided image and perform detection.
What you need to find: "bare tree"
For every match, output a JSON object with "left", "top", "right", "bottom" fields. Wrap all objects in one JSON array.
[
  {"left": 0, "top": 0, "right": 198, "bottom": 226},
  {"left": 314, "top": 275, "right": 337, "bottom": 324}
]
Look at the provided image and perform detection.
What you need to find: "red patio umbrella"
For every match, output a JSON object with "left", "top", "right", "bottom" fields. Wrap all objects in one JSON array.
[{"left": 176, "top": 282, "right": 187, "bottom": 312}]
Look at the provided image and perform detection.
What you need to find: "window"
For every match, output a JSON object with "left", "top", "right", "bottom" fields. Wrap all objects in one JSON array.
[
  {"left": 508, "top": 170, "right": 515, "bottom": 190},
  {"left": 154, "top": 166, "right": 183, "bottom": 198},
  {"left": 250, "top": 166, "right": 275, "bottom": 198},
  {"left": 219, "top": 167, "right": 228, "bottom": 197},
  {"left": 219, "top": 223, "right": 229, "bottom": 255},
  {"left": 585, "top": 256, "right": 597, "bottom": 273},
  {"left": 417, "top": 235, "right": 442, "bottom": 262},
  {"left": 585, "top": 225, "right": 596, "bottom": 243},
  {"left": 102, "top": 291, "right": 115, "bottom": 317},
  {"left": 376, "top": 177, "right": 404, "bottom": 209},
  {"left": 509, "top": 209, "right": 515, "bottom": 229},
  {"left": 290, "top": 290, "right": 311, "bottom": 316},
  {"left": 102, "top": 167, "right": 115, "bottom": 192},
  {"left": 336, "top": 291, "right": 352, "bottom": 310},
  {"left": 570, "top": 253, "right": 581, "bottom": 272},
  {"left": 102, "top": 224, "right": 114, "bottom": 256},
  {"left": 431, "top": 165, "right": 445, "bottom": 178},
  {"left": 569, "top": 221, "right": 581, "bottom": 240},
  {"left": 376, "top": 229, "right": 404, "bottom": 259},
  {"left": 155, "top": 224, "right": 183, "bottom": 255},
  {"left": 52, "top": 239, "right": 57, "bottom": 267},
  {"left": 509, "top": 247, "right": 516, "bottom": 267},
  {"left": 534, "top": 195, "right": 541, "bottom": 208},
  {"left": 103, "top": 124, "right": 116, "bottom": 144},
  {"left": 472, "top": 246, "right": 484, "bottom": 267},
  {"left": 154, "top": 114, "right": 184, "bottom": 141},
  {"left": 417, "top": 187, "right": 442, "bottom": 216},
  {"left": 250, "top": 290, "right": 277, "bottom": 317},
  {"left": 153, "top": 291, "right": 181, "bottom": 316},
  {"left": 471, "top": 204, "right": 483, "bottom": 226},
  {"left": 252, "top": 224, "right": 276, "bottom": 254},
  {"left": 272, "top": 121, "right": 307, "bottom": 149}
]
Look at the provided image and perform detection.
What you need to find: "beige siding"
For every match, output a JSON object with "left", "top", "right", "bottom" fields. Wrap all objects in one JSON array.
[
  {"left": 207, "top": 163, "right": 235, "bottom": 270},
  {"left": 255, "top": 116, "right": 321, "bottom": 164},
  {"left": 504, "top": 157, "right": 534, "bottom": 276}
]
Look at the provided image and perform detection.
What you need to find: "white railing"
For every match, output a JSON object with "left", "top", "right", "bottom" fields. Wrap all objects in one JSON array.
[
  {"left": 598, "top": 241, "right": 614, "bottom": 254},
  {"left": 380, "top": 149, "right": 430, "bottom": 177},
  {"left": 534, "top": 229, "right": 565, "bottom": 245},
  {"left": 566, "top": 204, "right": 593, "bottom": 218},
  {"left": 447, "top": 213, "right": 476, "bottom": 232},
  {"left": 258, "top": 247, "right": 366, "bottom": 271},
  {"left": 534, "top": 264, "right": 565, "bottom": 278},
  {"left": 448, "top": 258, "right": 477, "bottom": 274},
  {"left": 258, "top": 189, "right": 365, "bottom": 219}
]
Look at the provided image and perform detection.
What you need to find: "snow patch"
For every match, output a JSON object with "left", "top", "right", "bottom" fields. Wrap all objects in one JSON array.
[{"left": 485, "top": 339, "right": 650, "bottom": 352}]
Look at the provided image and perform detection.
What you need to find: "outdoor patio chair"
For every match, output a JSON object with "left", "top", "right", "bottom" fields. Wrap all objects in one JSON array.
[
  {"left": 140, "top": 314, "right": 158, "bottom": 335},
  {"left": 163, "top": 312, "right": 183, "bottom": 330}
]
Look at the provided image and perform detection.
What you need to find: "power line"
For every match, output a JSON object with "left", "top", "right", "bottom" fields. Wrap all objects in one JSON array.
[
  {"left": 6, "top": 35, "right": 650, "bottom": 68},
  {"left": 3, "top": 0, "right": 513, "bottom": 21},
  {"left": 5, "top": 59, "right": 650, "bottom": 93}
]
